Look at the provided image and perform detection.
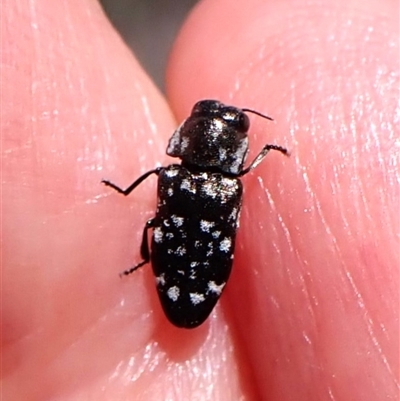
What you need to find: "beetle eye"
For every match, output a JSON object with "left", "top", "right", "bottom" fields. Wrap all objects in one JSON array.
[
  {"left": 221, "top": 109, "right": 250, "bottom": 133},
  {"left": 237, "top": 113, "right": 250, "bottom": 132}
]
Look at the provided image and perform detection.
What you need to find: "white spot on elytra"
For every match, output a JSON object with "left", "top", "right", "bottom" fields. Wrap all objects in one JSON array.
[
  {"left": 221, "top": 177, "right": 238, "bottom": 193},
  {"left": 180, "top": 179, "right": 196, "bottom": 194},
  {"left": 190, "top": 292, "right": 205, "bottom": 305},
  {"left": 167, "top": 286, "right": 180, "bottom": 301},
  {"left": 232, "top": 208, "right": 241, "bottom": 228},
  {"left": 171, "top": 215, "right": 184, "bottom": 227},
  {"left": 189, "top": 263, "right": 198, "bottom": 280},
  {"left": 156, "top": 274, "right": 166, "bottom": 286},
  {"left": 180, "top": 179, "right": 189, "bottom": 190},
  {"left": 200, "top": 220, "right": 215, "bottom": 233},
  {"left": 219, "top": 148, "right": 227, "bottom": 161},
  {"left": 175, "top": 246, "right": 186, "bottom": 256},
  {"left": 167, "top": 188, "right": 173, "bottom": 196},
  {"left": 166, "top": 232, "right": 174, "bottom": 239},
  {"left": 212, "top": 230, "right": 221, "bottom": 238},
  {"left": 229, "top": 208, "right": 238, "bottom": 221},
  {"left": 177, "top": 270, "right": 185, "bottom": 275},
  {"left": 201, "top": 176, "right": 240, "bottom": 204},
  {"left": 202, "top": 182, "right": 218, "bottom": 199},
  {"left": 206, "top": 242, "right": 213, "bottom": 257},
  {"left": 165, "top": 167, "right": 179, "bottom": 178},
  {"left": 207, "top": 281, "right": 226, "bottom": 295},
  {"left": 220, "top": 237, "right": 232, "bottom": 252},
  {"left": 153, "top": 227, "right": 163, "bottom": 243}
]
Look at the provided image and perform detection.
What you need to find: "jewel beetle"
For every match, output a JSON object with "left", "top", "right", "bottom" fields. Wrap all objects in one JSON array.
[{"left": 102, "top": 100, "right": 288, "bottom": 328}]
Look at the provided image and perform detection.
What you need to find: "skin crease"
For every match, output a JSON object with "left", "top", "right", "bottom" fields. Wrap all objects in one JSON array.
[{"left": 1, "top": 0, "right": 398, "bottom": 400}]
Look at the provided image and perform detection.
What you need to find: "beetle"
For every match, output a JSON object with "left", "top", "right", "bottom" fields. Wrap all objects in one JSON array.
[{"left": 102, "top": 99, "right": 288, "bottom": 328}]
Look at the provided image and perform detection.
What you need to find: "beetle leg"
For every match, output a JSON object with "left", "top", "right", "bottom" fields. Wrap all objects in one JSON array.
[
  {"left": 102, "top": 167, "right": 162, "bottom": 196},
  {"left": 120, "top": 218, "right": 155, "bottom": 276},
  {"left": 239, "top": 144, "right": 288, "bottom": 176}
]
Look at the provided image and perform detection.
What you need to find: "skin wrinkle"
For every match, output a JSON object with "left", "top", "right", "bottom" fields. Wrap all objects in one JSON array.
[
  {"left": 331, "top": 166, "right": 352, "bottom": 234},
  {"left": 110, "top": 344, "right": 156, "bottom": 385},
  {"left": 257, "top": 176, "right": 294, "bottom": 254},
  {"left": 256, "top": 172, "right": 322, "bottom": 374},
  {"left": 28, "top": 0, "right": 39, "bottom": 162},
  {"left": 348, "top": 104, "right": 369, "bottom": 235},
  {"left": 314, "top": 158, "right": 399, "bottom": 386},
  {"left": 357, "top": 101, "right": 397, "bottom": 242},
  {"left": 257, "top": 176, "right": 322, "bottom": 369},
  {"left": 300, "top": 164, "right": 398, "bottom": 388},
  {"left": 343, "top": 267, "right": 398, "bottom": 384},
  {"left": 141, "top": 96, "right": 159, "bottom": 139},
  {"left": 327, "top": 386, "right": 337, "bottom": 401}
]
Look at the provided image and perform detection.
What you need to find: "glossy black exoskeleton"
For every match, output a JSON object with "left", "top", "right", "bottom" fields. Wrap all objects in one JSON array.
[{"left": 102, "top": 100, "right": 288, "bottom": 328}]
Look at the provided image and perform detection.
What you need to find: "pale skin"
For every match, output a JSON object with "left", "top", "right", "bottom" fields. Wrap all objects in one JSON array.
[{"left": 2, "top": 0, "right": 398, "bottom": 400}]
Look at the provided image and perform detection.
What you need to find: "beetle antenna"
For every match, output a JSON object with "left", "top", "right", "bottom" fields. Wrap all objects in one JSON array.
[{"left": 242, "top": 108, "right": 274, "bottom": 121}]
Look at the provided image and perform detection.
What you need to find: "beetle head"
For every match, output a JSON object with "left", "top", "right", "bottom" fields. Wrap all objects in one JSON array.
[{"left": 167, "top": 100, "right": 252, "bottom": 175}]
